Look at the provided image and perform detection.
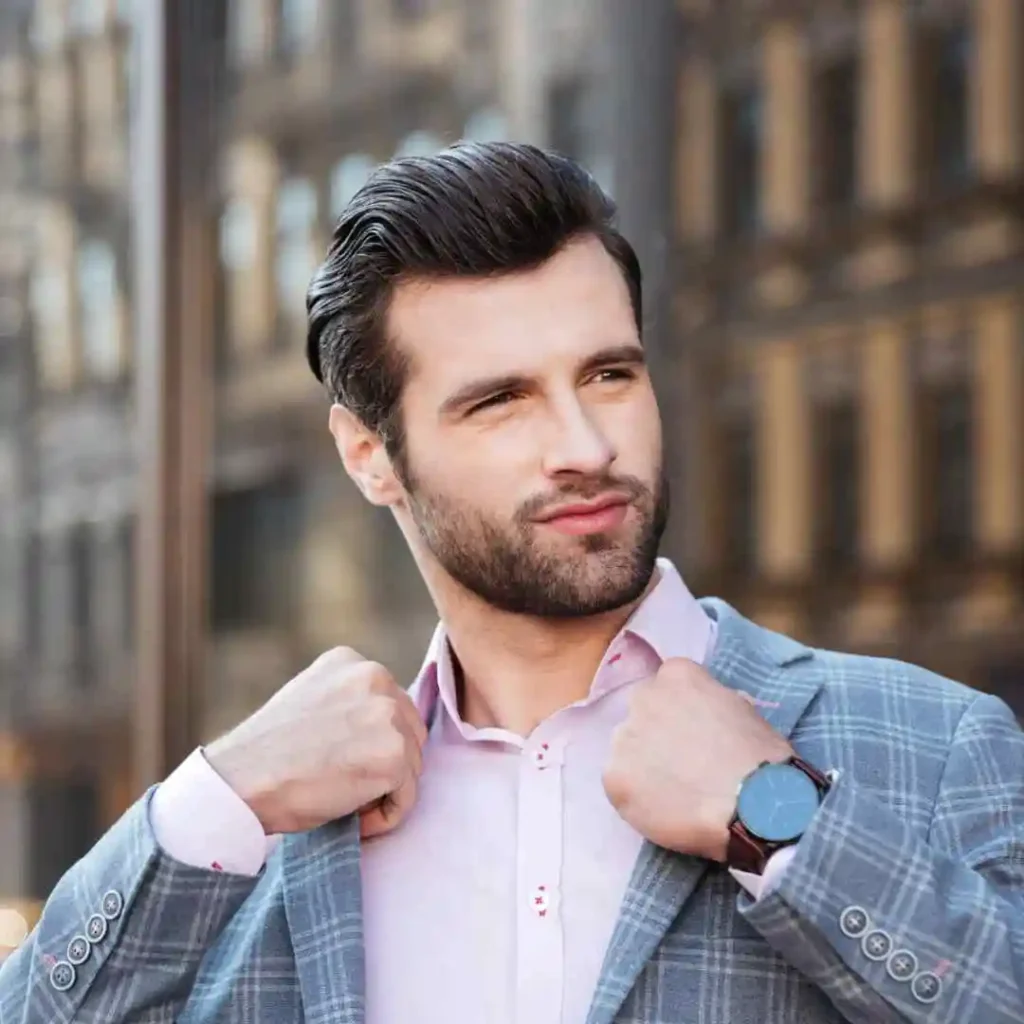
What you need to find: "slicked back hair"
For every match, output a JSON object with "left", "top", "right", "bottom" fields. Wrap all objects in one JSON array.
[{"left": 306, "top": 141, "right": 642, "bottom": 470}]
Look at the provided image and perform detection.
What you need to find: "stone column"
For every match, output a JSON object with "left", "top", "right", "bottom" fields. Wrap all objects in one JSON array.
[
  {"left": 972, "top": 0, "right": 1023, "bottom": 178},
  {"left": 676, "top": 56, "right": 717, "bottom": 243},
  {"left": 860, "top": 0, "right": 914, "bottom": 207},
  {"left": 861, "top": 319, "right": 914, "bottom": 567},
  {"left": 974, "top": 297, "right": 1022, "bottom": 553},
  {"left": 756, "top": 338, "right": 812, "bottom": 580},
  {"left": 762, "top": 18, "right": 810, "bottom": 236}
]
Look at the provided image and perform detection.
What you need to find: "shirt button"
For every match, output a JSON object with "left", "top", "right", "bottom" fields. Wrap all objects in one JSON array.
[{"left": 531, "top": 885, "right": 550, "bottom": 917}]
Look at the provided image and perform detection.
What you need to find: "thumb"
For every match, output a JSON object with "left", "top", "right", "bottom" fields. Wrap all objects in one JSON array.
[{"left": 359, "top": 775, "right": 418, "bottom": 839}]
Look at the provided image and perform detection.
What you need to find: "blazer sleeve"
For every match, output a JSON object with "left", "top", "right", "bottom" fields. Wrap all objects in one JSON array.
[
  {"left": 739, "top": 691, "right": 1024, "bottom": 1024},
  {"left": 0, "top": 787, "right": 260, "bottom": 1024}
]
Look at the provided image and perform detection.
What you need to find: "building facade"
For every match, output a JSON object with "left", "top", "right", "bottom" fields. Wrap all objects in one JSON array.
[
  {"left": 671, "top": 0, "right": 1024, "bottom": 713},
  {"left": 0, "top": 0, "right": 612, "bottom": 933}
]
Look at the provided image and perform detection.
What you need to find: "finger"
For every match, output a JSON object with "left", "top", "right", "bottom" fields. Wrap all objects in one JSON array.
[
  {"left": 394, "top": 714, "right": 424, "bottom": 777},
  {"left": 394, "top": 689, "right": 429, "bottom": 750},
  {"left": 359, "top": 773, "right": 417, "bottom": 838}
]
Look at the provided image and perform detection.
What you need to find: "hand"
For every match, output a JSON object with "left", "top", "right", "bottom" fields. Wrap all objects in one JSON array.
[
  {"left": 603, "top": 658, "right": 793, "bottom": 862},
  {"left": 205, "top": 647, "right": 427, "bottom": 838}
]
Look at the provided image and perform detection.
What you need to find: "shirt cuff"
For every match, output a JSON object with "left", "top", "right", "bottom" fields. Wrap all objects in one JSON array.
[
  {"left": 728, "top": 843, "right": 798, "bottom": 901},
  {"left": 149, "top": 747, "right": 278, "bottom": 877}
]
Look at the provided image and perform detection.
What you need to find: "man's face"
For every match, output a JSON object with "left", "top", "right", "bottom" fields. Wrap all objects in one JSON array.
[{"left": 387, "top": 235, "right": 666, "bottom": 618}]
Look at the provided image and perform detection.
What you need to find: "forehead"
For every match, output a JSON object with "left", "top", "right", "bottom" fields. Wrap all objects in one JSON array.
[{"left": 386, "top": 235, "right": 638, "bottom": 389}]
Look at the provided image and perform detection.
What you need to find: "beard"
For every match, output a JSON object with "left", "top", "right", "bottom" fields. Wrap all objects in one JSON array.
[{"left": 404, "top": 466, "right": 669, "bottom": 618}]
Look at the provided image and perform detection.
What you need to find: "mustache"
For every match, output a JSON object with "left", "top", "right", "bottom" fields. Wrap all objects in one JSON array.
[{"left": 516, "top": 475, "right": 652, "bottom": 524}]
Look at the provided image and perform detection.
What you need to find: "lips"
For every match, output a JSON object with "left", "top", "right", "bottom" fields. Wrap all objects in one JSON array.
[
  {"left": 534, "top": 494, "right": 631, "bottom": 536},
  {"left": 535, "top": 494, "right": 630, "bottom": 523}
]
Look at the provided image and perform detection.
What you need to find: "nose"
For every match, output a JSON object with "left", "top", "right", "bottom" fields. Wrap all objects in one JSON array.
[{"left": 541, "top": 396, "right": 615, "bottom": 479}]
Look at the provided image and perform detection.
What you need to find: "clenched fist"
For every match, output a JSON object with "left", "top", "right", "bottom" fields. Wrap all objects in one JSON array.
[
  {"left": 206, "top": 648, "right": 426, "bottom": 838},
  {"left": 603, "top": 658, "right": 793, "bottom": 862}
]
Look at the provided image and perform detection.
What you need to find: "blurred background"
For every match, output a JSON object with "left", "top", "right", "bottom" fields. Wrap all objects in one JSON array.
[{"left": 0, "top": 0, "right": 1022, "bottom": 952}]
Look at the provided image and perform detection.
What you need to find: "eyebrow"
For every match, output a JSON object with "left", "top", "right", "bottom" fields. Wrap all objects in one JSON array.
[{"left": 438, "top": 343, "right": 646, "bottom": 418}]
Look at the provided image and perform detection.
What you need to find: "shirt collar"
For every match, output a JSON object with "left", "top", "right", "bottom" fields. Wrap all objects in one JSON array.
[
  {"left": 407, "top": 561, "right": 712, "bottom": 729},
  {"left": 410, "top": 558, "right": 714, "bottom": 726}
]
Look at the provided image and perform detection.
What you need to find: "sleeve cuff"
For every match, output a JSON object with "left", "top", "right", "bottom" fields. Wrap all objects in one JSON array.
[
  {"left": 729, "top": 843, "right": 798, "bottom": 901},
  {"left": 149, "top": 747, "right": 275, "bottom": 877}
]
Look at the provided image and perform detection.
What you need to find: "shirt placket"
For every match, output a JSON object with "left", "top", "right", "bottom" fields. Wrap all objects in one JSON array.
[{"left": 515, "top": 733, "right": 566, "bottom": 1024}]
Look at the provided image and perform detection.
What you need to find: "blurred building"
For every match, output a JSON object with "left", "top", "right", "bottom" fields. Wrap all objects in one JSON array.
[
  {"left": 671, "top": 0, "right": 1024, "bottom": 713},
  {"left": 2, "top": 0, "right": 1022, "bottom": 937},
  {"left": 0, "top": 0, "right": 136, "bottom": 926},
  {"left": 0, "top": 0, "right": 613, "bottom": 925}
]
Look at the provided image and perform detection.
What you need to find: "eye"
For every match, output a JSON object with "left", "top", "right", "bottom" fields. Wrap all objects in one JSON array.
[
  {"left": 467, "top": 390, "right": 518, "bottom": 415},
  {"left": 589, "top": 366, "right": 637, "bottom": 384}
]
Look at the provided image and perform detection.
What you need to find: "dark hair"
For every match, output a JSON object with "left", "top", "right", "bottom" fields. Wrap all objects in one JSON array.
[{"left": 306, "top": 141, "right": 642, "bottom": 460}]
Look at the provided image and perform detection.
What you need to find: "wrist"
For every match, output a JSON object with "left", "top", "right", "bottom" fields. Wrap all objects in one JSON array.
[{"left": 205, "top": 735, "right": 279, "bottom": 835}]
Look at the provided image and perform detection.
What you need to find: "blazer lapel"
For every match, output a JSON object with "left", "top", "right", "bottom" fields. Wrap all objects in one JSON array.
[
  {"left": 282, "top": 815, "right": 366, "bottom": 1024},
  {"left": 586, "top": 599, "right": 823, "bottom": 1024}
]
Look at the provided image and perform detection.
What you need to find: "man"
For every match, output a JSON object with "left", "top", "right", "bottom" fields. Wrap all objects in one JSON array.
[{"left": 2, "top": 142, "right": 1022, "bottom": 1024}]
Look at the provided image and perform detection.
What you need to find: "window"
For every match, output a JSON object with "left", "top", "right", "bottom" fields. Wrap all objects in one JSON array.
[
  {"left": 277, "top": 0, "right": 319, "bottom": 58},
  {"left": 920, "top": 383, "right": 973, "bottom": 558},
  {"left": 275, "top": 177, "right": 318, "bottom": 325},
  {"left": 210, "top": 479, "right": 303, "bottom": 631},
  {"left": 229, "top": 0, "right": 268, "bottom": 66},
  {"left": 464, "top": 108, "right": 507, "bottom": 143},
  {"left": 68, "top": 523, "right": 95, "bottom": 688},
  {"left": 28, "top": 779, "right": 100, "bottom": 901},
  {"left": 330, "top": 154, "right": 374, "bottom": 220},
  {"left": 219, "top": 199, "right": 257, "bottom": 272},
  {"left": 815, "top": 401, "right": 859, "bottom": 567},
  {"left": 77, "top": 240, "right": 122, "bottom": 380},
  {"left": 29, "top": 265, "right": 73, "bottom": 389},
  {"left": 69, "top": 0, "right": 108, "bottom": 35},
  {"left": 548, "top": 78, "right": 588, "bottom": 161},
  {"left": 23, "top": 533, "right": 41, "bottom": 662},
  {"left": 119, "top": 517, "right": 134, "bottom": 650},
  {"left": 919, "top": 22, "right": 971, "bottom": 188},
  {"left": 395, "top": 131, "right": 442, "bottom": 159},
  {"left": 721, "top": 416, "right": 756, "bottom": 573},
  {"left": 720, "top": 82, "right": 761, "bottom": 239},
  {"left": 31, "top": 1, "right": 68, "bottom": 53},
  {"left": 815, "top": 56, "right": 858, "bottom": 213}
]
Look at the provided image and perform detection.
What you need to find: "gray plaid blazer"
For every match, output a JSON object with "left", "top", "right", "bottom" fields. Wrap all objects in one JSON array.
[{"left": 3, "top": 598, "right": 1024, "bottom": 1023}]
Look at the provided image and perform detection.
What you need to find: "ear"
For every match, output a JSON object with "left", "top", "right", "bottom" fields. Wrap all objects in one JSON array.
[{"left": 328, "top": 404, "right": 404, "bottom": 507}]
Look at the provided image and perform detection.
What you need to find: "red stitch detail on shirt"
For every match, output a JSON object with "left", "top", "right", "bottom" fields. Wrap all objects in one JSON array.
[
  {"left": 211, "top": 861, "right": 223, "bottom": 871},
  {"left": 609, "top": 653, "right": 623, "bottom": 665},
  {"left": 538, "top": 909, "right": 547, "bottom": 917},
  {"left": 41, "top": 954, "right": 56, "bottom": 968},
  {"left": 537, "top": 885, "right": 546, "bottom": 891},
  {"left": 934, "top": 960, "right": 952, "bottom": 977},
  {"left": 541, "top": 743, "right": 549, "bottom": 750}
]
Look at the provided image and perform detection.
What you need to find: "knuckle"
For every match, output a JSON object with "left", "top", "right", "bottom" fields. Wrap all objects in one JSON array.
[{"left": 359, "top": 660, "right": 396, "bottom": 693}]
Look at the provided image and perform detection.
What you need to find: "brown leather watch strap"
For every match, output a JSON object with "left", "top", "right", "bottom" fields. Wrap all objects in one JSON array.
[{"left": 725, "top": 756, "right": 831, "bottom": 875}]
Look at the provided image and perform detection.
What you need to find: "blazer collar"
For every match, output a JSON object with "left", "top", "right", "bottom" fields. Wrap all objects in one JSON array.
[{"left": 585, "top": 598, "right": 821, "bottom": 1024}]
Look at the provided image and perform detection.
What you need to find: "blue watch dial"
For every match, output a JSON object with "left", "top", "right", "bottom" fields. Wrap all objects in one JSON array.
[{"left": 736, "top": 762, "right": 821, "bottom": 843}]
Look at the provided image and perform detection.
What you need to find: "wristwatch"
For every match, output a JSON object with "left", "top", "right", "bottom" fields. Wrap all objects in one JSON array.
[{"left": 726, "top": 756, "right": 833, "bottom": 875}]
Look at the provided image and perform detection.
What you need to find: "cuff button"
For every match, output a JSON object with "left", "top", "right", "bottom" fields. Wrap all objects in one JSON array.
[
  {"left": 66, "top": 936, "right": 90, "bottom": 966},
  {"left": 838, "top": 905, "right": 869, "bottom": 939},
  {"left": 862, "top": 929, "right": 893, "bottom": 962},
  {"left": 86, "top": 913, "right": 108, "bottom": 943},
  {"left": 911, "top": 971, "right": 943, "bottom": 1004},
  {"left": 100, "top": 890, "right": 123, "bottom": 921},
  {"left": 49, "top": 960, "right": 76, "bottom": 992},
  {"left": 886, "top": 949, "right": 918, "bottom": 983}
]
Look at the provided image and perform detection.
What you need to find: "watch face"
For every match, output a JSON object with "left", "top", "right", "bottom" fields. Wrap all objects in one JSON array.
[{"left": 736, "top": 762, "right": 821, "bottom": 843}]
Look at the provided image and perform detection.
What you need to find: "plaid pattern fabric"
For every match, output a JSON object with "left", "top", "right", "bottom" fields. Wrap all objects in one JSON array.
[{"left": 2, "top": 598, "right": 1022, "bottom": 1023}]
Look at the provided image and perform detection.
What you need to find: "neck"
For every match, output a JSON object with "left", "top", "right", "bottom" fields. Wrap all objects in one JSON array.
[{"left": 428, "top": 574, "right": 657, "bottom": 737}]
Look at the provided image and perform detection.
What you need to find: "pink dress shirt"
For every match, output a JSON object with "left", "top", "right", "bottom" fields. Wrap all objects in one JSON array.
[{"left": 151, "top": 559, "right": 793, "bottom": 1024}]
